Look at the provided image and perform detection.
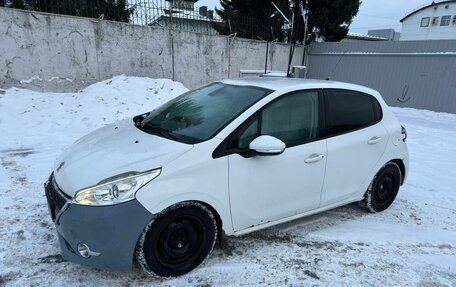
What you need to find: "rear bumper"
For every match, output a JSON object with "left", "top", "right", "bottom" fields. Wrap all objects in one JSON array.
[{"left": 45, "top": 174, "right": 155, "bottom": 271}]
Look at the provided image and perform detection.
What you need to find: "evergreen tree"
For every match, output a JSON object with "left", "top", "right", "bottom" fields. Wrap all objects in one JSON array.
[
  {"left": 217, "top": 0, "right": 360, "bottom": 43},
  {"left": 5, "top": 0, "right": 133, "bottom": 23},
  {"left": 294, "top": 0, "right": 360, "bottom": 42},
  {"left": 7, "top": 0, "right": 26, "bottom": 9},
  {"left": 218, "top": 0, "right": 289, "bottom": 20},
  {"left": 216, "top": 0, "right": 290, "bottom": 41}
]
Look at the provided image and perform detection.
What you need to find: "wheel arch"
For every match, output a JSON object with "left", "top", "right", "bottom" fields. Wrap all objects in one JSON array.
[
  {"left": 362, "top": 159, "right": 403, "bottom": 213},
  {"left": 135, "top": 200, "right": 221, "bottom": 276},
  {"left": 390, "top": 158, "right": 406, "bottom": 185},
  {"left": 140, "top": 196, "right": 230, "bottom": 237},
  {"left": 358, "top": 157, "right": 406, "bottom": 202},
  {"left": 193, "top": 200, "right": 224, "bottom": 241}
]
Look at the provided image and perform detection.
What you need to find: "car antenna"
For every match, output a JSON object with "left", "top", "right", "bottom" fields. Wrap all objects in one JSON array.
[
  {"left": 264, "top": 1, "right": 273, "bottom": 75},
  {"left": 327, "top": 51, "right": 347, "bottom": 81},
  {"left": 268, "top": 1, "right": 296, "bottom": 77}
]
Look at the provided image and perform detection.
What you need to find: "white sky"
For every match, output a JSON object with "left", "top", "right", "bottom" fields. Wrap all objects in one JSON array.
[{"left": 195, "top": 0, "right": 433, "bottom": 34}]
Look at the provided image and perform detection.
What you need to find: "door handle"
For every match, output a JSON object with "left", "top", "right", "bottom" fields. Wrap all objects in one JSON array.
[
  {"left": 368, "top": 136, "right": 382, "bottom": 145},
  {"left": 305, "top": 153, "right": 325, "bottom": 164}
]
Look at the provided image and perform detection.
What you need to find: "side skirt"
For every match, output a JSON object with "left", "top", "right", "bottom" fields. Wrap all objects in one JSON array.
[{"left": 228, "top": 196, "right": 364, "bottom": 237}]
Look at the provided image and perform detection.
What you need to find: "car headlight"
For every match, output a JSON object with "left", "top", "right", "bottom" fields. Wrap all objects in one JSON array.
[{"left": 73, "top": 169, "right": 161, "bottom": 206}]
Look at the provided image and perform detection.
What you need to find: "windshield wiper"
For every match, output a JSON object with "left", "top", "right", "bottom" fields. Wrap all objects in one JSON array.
[
  {"left": 133, "top": 113, "right": 150, "bottom": 127},
  {"left": 142, "top": 122, "right": 178, "bottom": 141}
]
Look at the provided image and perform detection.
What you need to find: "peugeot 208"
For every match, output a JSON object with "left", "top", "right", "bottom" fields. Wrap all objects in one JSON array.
[{"left": 45, "top": 78, "right": 409, "bottom": 277}]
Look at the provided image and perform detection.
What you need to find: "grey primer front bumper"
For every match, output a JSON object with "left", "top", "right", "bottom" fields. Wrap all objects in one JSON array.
[{"left": 45, "top": 175, "right": 154, "bottom": 271}]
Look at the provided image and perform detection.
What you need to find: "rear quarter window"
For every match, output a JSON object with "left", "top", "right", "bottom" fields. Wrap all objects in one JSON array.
[{"left": 323, "top": 89, "right": 382, "bottom": 137}]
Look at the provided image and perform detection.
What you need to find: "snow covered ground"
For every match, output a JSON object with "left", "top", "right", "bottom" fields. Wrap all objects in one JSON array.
[{"left": 1, "top": 76, "right": 455, "bottom": 286}]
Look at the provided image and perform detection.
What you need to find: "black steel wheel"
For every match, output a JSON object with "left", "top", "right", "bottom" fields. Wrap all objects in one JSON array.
[
  {"left": 136, "top": 202, "right": 217, "bottom": 277},
  {"left": 363, "top": 162, "right": 402, "bottom": 213}
]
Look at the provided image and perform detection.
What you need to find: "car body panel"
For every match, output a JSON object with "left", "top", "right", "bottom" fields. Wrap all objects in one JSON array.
[
  {"left": 228, "top": 139, "right": 327, "bottom": 231},
  {"left": 135, "top": 140, "right": 234, "bottom": 234},
  {"left": 53, "top": 119, "right": 193, "bottom": 196},
  {"left": 321, "top": 122, "right": 389, "bottom": 206}
]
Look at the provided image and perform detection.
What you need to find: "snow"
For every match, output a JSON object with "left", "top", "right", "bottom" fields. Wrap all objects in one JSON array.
[
  {"left": 346, "top": 32, "right": 388, "bottom": 41},
  {"left": 1, "top": 76, "right": 456, "bottom": 286},
  {"left": 19, "top": 76, "right": 43, "bottom": 84},
  {"left": 311, "top": 222, "right": 456, "bottom": 245},
  {"left": 46, "top": 77, "right": 73, "bottom": 83},
  {"left": 317, "top": 52, "right": 456, "bottom": 56}
]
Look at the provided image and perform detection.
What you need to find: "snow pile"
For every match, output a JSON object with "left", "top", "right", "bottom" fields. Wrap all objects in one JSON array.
[
  {"left": 1, "top": 75, "right": 188, "bottom": 150},
  {"left": 1, "top": 77, "right": 456, "bottom": 286},
  {"left": 0, "top": 75, "right": 187, "bottom": 188}
]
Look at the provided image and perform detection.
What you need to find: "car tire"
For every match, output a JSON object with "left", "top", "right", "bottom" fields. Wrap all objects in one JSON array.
[
  {"left": 362, "top": 162, "right": 402, "bottom": 213},
  {"left": 136, "top": 202, "right": 218, "bottom": 277}
]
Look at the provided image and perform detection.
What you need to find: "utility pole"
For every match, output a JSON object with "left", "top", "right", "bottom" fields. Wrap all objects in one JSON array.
[
  {"left": 265, "top": 0, "right": 272, "bottom": 74},
  {"left": 301, "top": 0, "right": 309, "bottom": 66},
  {"left": 286, "top": 12, "right": 295, "bottom": 77}
]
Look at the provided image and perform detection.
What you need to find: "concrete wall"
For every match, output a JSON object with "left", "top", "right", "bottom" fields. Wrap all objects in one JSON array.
[
  {"left": 306, "top": 40, "right": 456, "bottom": 113},
  {"left": 0, "top": 8, "right": 303, "bottom": 92}
]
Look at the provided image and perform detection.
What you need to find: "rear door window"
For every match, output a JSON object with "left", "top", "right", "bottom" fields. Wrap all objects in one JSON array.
[{"left": 323, "top": 89, "right": 382, "bottom": 136}]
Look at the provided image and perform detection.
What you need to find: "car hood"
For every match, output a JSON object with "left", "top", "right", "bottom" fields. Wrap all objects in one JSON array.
[{"left": 53, "top": 119, "right": 193, "bottom": 197}]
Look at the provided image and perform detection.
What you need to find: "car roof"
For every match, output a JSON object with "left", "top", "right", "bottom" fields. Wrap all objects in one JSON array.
[{"left": 221, "top": 77, "right": 379, "bottom": 96}]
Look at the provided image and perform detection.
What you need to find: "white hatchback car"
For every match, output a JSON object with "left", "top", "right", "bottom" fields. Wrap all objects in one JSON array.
[{"left": 45, "top": 78, "right": 409, "bottom": 277}]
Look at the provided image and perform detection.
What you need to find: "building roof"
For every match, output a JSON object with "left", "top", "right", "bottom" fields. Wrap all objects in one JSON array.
[
  {"left": 154, "top": 8, "right": 222, "bottom": 24},
  {"left": 400, "top": 0, "right": 456, "bottom": 22},
  {"left": 165, "top": 0, "right": 199, "bottom": 2},
  {"left": 346, "top": 32, "right": 388, "bottom": 41}
]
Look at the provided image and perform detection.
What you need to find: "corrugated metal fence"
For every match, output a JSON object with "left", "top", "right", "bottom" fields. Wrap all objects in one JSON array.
[{"left": 306, "top": 40, "right": 456, "bottom": 114}]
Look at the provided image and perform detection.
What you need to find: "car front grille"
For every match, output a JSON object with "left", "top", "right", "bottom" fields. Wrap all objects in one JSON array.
[{"left": 45, "top": 173, "right": 69, "bottom": 222}]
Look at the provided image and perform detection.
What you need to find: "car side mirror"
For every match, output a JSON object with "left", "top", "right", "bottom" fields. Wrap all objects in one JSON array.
[{"left": 249, "top": 135, "right": 286, "bottom": 156}]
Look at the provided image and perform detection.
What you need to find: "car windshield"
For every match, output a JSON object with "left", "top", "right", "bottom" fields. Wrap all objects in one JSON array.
[{"left": 136, "top": 83, "right": 273, "bottom": 144}]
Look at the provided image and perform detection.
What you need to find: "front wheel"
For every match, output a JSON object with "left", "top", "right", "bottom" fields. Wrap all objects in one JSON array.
[
  {"left": 362, "top": 162, "right": 402, "bottom": 213},
  {"left": 136, "top": 202, "right": 217, "bottom": 277}
]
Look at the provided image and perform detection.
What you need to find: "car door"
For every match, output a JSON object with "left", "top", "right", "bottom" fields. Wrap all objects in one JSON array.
[
  {"left": 223, "top": 90, "right": 327, "bottom": 232},
  {"left": 320, "top": 89, "right": 389, "bottom": 206}
]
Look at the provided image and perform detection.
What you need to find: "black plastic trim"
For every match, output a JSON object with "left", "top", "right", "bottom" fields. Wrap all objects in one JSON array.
[{"left": 55, "top": 199, "right": 155, "bottom": 271}]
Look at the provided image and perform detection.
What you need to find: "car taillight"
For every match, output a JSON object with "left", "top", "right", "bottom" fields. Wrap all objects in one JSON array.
[{"left": 401, "top": 125, "right": 407, "bottom": 143}]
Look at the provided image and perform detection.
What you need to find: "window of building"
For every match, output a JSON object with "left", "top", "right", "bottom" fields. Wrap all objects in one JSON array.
[
  {"left": 420, "top": 17, "right": 430, "bottom": 27},
  {"left": 432, "top": 17, "right": 439, "bottom": 25},
  {"left": 441, "top": 15, "right": 451, "bottom": 26},
  {"left": 453, "top": 15, "right": 456, "bottom": 25}
]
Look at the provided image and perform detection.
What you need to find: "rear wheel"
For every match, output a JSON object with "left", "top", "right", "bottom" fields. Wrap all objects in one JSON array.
[
  {"left": 362, "top": 162, "right": 402, "bottom": 213},
  {"left": 136, "top": 202, "right": 217, "bottom": 277}
]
